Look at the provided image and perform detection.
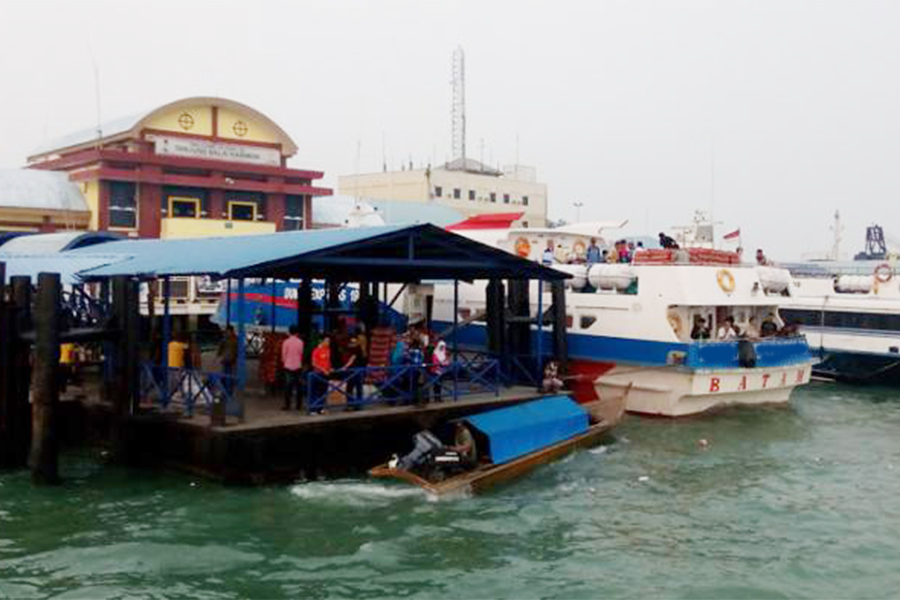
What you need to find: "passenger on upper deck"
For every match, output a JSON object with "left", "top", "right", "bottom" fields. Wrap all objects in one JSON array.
[
  {"left": 756, "top": 249, "right": 772, "bottom": 266},
  {"left": 745, "top": 316, "right": 761, "bottom": 339},
  {"left": 542, "top": 241, "right": 555, "bottom": 266},
  {"left": 659, "top": 232, "right": 679, "bottom": 249},
  {"left": 586, "top": 238, "right": 602, "bottom": 265},
  {"left": 717, "top": 316, "right": 739, "bottom": 340}
]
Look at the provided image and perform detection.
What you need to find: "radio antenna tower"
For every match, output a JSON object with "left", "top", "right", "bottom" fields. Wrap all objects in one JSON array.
[{"left": 451, "top": 46, "right": 466, "bottom": 163}]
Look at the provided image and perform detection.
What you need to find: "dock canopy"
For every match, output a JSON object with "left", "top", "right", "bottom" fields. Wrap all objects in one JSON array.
[
  {"left": 464, "top": 396, "right": 590, "bottom": 465},
  {"left": 74, "top": 223, "right": 568, "bottom": 282}
]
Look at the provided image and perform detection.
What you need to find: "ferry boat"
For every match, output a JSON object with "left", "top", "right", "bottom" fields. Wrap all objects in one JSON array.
[
  {"left": 436, "top": 217, "right": 814, "bottom": 417},
  {"left": 781, "top": 224, "right": 900, "bottom": 383}
]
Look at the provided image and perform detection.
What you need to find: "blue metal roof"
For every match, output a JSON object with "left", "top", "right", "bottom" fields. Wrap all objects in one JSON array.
[
  {"left": 73, "top": 224, "right": 567, "bottom": 282},
  {"left": 0, "top": 254, "right": 128, "bottom": 285},
  {"left": 464, "top": 396, "right": 589, "bottom": 465}
]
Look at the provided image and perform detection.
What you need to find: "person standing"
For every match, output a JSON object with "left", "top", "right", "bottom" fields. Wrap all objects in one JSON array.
[
  {"left": 717, "top": 316, "right": 738, "bottom": 340},
  {"left": 167, "top": 333, "right": 190, "bottom": 400},
  {"left": 430, "top": 340, "right": 451, "bottom": 402},
  {"left": 281, "top": 325, "right": 305, "bottom": 410},
  {"left": 542, "top": 241, "right": 555, "bottom": 266},
  {"left": 217, "top": 325, "right": 238, "bottom": 395},
  {"left": 310, "top": 335, "right": 332, "bottom": 411},
  {"left": 342, "top": 337, "right": 367, "bottom": 409},
  {"left": 586, "top": 238, "right": 602, "bottom": 265},
  {"left": 406, "top": 338, "right": 425, "bottom": 406}
]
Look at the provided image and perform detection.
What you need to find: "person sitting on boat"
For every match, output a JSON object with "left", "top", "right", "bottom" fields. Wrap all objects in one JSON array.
[
  {"left": 542, "top": 360, "right": 564, "bottom": 393},
  {"left": 756, "top": 248, "right": 772, "bottom": 266},
  {"left": 760, "top": 317, "right": 778, "bottom": 337},
  {"left": 745, "top": 316, "right": 761, "bottom": 339},
  {"left": 542, "top": 241, "right": 555, "bottom": 266},
  {"left": 659, "top": 232, "right": 679, "bottom": 249},
  {"left": 450, "top": 422, "right": 478, "bottom": 469},
  {"left": 586, "top": 238, "right": 602, "bottom": 265},
  {"left": 717, "top": 316, "right": 739, "bottom": 340},
  {"left": 691, "top": 316, "right": 711, "bottom": 340}
]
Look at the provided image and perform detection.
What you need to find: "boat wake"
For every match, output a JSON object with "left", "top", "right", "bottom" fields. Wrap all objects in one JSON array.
[{"left": 289, "top": 481, "right": 426, "bottom": 506}]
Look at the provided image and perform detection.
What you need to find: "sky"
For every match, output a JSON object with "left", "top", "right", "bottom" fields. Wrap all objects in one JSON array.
[{"left": 1, "top": 0, "right": 899, "bottom": 260}]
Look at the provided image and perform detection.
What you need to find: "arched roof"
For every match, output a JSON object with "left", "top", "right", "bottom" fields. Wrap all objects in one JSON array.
[
  {"left": 0, "top": 231, "right": 123, "bottom": 254},
  {"left": 30, "top": 97, "right": 298, "bottom": 159}
]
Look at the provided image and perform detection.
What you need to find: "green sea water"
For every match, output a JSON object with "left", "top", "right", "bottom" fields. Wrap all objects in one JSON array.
[{"left": 1, "top": 382, "right": 899, "bottom": 599}]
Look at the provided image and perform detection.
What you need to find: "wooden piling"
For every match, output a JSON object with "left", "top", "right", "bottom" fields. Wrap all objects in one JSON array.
[
  {"left": 507, "top": 279, "right": 531, "bottom": 358},
  {"left": 0, "top": 262, "right": 9, "bottom": 467},
  {"left": 9, "top": 277, "right": 32, "bottom": 467},
  {"left": 29, "top": 273, "right": 61, "bottom": 485},
  {"left": 550, "top": 280, "right": 569, "bottom": 373},
  {"left": 485, "top": 278, "right": 506, "bottom": 356}
]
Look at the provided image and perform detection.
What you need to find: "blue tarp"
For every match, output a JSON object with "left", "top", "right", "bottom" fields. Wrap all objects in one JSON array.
[{"left": 464, "top": 396, "right": 589, "bottom": 465}]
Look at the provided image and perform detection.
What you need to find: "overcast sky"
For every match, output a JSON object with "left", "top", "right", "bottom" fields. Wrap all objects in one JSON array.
[{"left": 2, "top": 0, "right": 899, "bottom": 259}]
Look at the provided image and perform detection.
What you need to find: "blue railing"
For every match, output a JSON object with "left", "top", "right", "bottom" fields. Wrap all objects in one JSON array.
[
  {"left": 140, "top": 362, "right": 241, "bottom": 418},
  {"left": 304, "top": 357, "right": 501, "bottom": 414},
  {"left": 685, "top": 336, "right": 811, "bottom": 369}
]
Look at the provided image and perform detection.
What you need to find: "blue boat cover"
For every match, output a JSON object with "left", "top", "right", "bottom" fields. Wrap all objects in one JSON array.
[{"left": 464, "top": 396, "right": 590, "bottom": 465}]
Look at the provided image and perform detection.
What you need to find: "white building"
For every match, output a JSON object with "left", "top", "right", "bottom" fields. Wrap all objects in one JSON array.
[{"left": 338, "top": 158, "right": 548, "bottom": 228}]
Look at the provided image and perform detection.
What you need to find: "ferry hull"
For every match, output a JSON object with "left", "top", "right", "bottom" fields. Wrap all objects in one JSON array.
[{"left": 593, "top": 363, "right": 812, "bottom": 417}]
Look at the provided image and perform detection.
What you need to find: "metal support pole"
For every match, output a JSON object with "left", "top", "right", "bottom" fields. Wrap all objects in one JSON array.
[
  {"left": 536, "top": 278, "right": 544, "bottom": 380},
  {"left": 270, "top": 278, "right": 277, "bottom": 333},
  {"left": 162, "top": 276, "right": 171, "bottom": 406},
  {"left": 225, "top": 278, "right": 232, "bottom": 328},
  {"left": 453, "top": 279, "right": 459, "bottom": 401},
  {"left": 236, "top": 278, "right": 246, "bottom": 390}
]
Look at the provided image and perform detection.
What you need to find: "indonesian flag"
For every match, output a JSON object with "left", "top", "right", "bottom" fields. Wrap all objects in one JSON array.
[{"left": 723, "top": 228, "right": 741, "bottom": 240}]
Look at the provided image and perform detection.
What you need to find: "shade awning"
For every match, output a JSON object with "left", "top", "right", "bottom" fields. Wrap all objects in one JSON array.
[{"left": 464, "top": 396, "right": 589, "bottom": 465}]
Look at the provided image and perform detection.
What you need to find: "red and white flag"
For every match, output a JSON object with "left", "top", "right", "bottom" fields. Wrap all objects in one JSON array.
[{"left": 723, "top": 228, "right": 741, "bottom": 240}]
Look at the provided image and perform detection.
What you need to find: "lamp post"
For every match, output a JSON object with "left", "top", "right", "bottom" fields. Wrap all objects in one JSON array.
[{"left": 573, "top": 201, "right": 584, "bottom": 222}]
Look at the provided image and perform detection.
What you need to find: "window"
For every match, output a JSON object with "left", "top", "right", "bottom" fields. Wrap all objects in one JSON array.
[
  {"left": 228, "top": 201, "right": 256, "bottom": 221},
  {"left": 503, "top": 194, "right": 510, "bottom": 204},
  {"left": 435, "top": 186, "right": 442, "bottom": 198},
  {"left": 523, "top": 196, "right": 529, "bottom": 206},
  {"left": 490, "top": 192, "right": 496, "bottom": 203},
  {"left": 284, "top": 195, "right": 305, "bottom": 230},
  {"left": 169, "top": 196, "right": 200, "bottom": 218},
  {"left": 453, "top": 188, "right": 461, "bottom": 199},
  {"left": 468, "top": 190, "right": 475, "bottom": 201},
  {"left": 580, "top": 315, "right": 598, "bottom": 329},
  {"left": 109, "top": 182, "right": 137, "bottom": 228}
]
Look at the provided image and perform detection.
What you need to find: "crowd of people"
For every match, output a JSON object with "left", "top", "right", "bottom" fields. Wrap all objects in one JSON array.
[
  {"left": 690, "top": 314, "right": 796, "bottom": 341},
  {"left": 248, "top": 320, "right": 455, "bottom": 413}
]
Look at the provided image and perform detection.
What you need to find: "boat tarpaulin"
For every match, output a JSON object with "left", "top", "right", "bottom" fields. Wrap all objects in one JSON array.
[{"left": 464, "top": 396, "right": 589, "bottom": 465}]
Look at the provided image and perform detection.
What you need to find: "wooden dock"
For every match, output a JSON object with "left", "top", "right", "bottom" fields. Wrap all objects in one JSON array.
[{"left": 116, "top": 386, "right": 551, "bottom": 484}]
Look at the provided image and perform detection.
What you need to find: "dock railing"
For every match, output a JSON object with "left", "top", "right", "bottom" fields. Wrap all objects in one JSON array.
[
  {"left": 304, "top": 356, "right": 501, "bottom": 413},
  {"left": 140, "top": 362, "right": 241, "bottom": 418}
]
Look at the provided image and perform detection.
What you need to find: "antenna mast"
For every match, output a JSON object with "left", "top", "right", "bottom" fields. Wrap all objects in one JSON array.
[
  {"left": 829, "top": 210, "right": 843, "bottom": 261},
  {"left": 451, "top": 46, "right": 466, "bottom": 163}
]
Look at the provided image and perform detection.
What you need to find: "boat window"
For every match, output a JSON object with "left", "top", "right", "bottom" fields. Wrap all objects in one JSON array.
[
  {"left": 781, "top": 308, "right": 900, "bottom": 332},
  {"left": 580, "top": 315, "right": 597, "bottom": 329}
]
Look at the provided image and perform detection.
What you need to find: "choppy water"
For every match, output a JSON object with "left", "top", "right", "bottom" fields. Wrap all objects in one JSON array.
[{"left": 2, "top": 383, "right": 899, "bottom": 599}]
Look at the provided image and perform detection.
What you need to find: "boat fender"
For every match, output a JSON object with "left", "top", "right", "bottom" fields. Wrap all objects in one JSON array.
[
  {"left": 716, "top": 269, "right": 736, "bottom": 293},
  {"left": 667, "top": 313, "right": 682, "bottom": 336},
  {"left": 874, "top": 263, "right": 893, "bottom": 283}
]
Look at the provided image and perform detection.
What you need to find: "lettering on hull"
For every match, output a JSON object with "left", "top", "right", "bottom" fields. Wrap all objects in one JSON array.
[{"left": 704, "top": 368, "right": 809, "bottom": 394}]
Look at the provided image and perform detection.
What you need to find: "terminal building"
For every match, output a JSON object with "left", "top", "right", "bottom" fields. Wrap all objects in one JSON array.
[
  {"left": 20, "top": 96, "right": 332, "bottom": 238},
  {"left": 338, "top": 158, "right": 548, "bottom": 228}
]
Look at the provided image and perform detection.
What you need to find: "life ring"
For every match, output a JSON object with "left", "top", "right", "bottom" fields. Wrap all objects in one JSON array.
[
  {"left": 874, "top": 263, "right": 893, "bottom": 283},
  {"left": 717, "top": 269, "right": 736, "bottom": 293},
  {"left": 667, "top": 313, "right": 683, "bottom": 336},
  {"left": 514, "top": 237, "right": 531, "bottom": 258},
  {"left": 573, "top": 240, "right": 586, "bottom": 257}
]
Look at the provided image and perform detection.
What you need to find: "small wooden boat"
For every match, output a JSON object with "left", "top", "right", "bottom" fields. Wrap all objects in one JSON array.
[{"left": 369, "top": 393, "right": 625, "bottom": 496}]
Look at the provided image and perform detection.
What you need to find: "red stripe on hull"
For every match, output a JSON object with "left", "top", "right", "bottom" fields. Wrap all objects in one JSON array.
[{"left": 568, "top": 359, "right": 616, "bottom": 403}]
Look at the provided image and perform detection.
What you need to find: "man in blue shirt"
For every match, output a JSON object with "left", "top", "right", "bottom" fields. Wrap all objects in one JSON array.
[
  {"left": 542, "top": 241, "right": 555, "bottom": 266},
  {"left": 586, "top": 238, "right": 602, "bottom": 265}
]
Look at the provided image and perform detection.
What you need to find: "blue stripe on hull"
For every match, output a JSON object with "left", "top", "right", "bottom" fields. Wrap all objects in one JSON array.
[{"left": 438, "top": 320, "right": 812, "bottom": 370}]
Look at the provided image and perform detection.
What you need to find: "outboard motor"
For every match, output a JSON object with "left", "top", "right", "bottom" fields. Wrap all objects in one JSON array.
[{"left": 397, "top": 430, "right": 444, "bottom": 471}]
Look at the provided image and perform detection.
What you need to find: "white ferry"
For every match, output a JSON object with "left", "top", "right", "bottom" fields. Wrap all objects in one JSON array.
[
  {"left": 436, "top": 218, "right": 814, "bottom": 417},
  {"left": 776, "top": 222, "right": 900, "bottom": 384}
]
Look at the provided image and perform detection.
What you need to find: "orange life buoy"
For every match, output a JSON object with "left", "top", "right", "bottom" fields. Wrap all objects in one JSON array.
[
  {"left": 874, "top": 263, "right": 893, "bottom": 283},
  {"left": 515, "top": 237, "right": 531, "bottom": 258},
  {"left": 716, "top": 269, "right": 736, "bottom": 293}
]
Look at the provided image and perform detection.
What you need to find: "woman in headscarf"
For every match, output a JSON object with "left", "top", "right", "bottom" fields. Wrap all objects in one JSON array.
[{"left": 430, "top": 340, "right": 451, "bottom": 402}]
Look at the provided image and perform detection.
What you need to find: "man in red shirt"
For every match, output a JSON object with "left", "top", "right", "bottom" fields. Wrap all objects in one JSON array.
[
  {"left": 309, "top": 335, "right": 332, "bottom": 411},
  {"left": 281, "top": 325, "right": 305, "bottom": 410}
]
